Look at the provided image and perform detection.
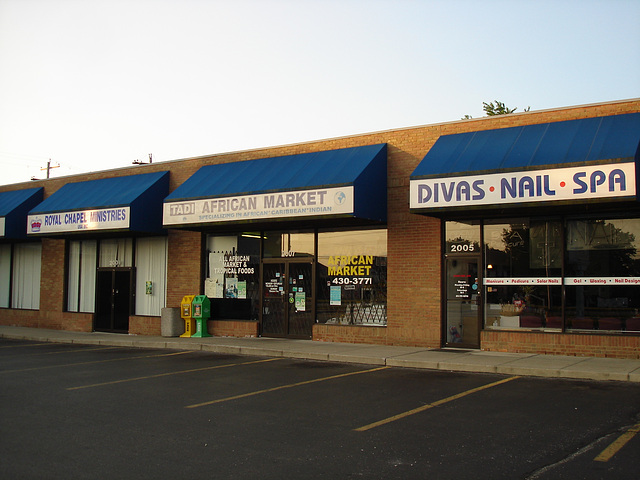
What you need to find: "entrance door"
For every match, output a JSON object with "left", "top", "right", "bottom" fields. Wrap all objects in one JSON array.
[
  {"left": 445, "top": 256, "right": 481, "bottom": 348},
  {"left": 95, "top": 268, "right": 133, "bottom": 333},
  {"left": 262, "top": 260, "right": 314, "bottom": 338}
]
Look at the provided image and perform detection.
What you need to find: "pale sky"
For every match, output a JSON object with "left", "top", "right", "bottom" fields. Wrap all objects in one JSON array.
[{"left": 1, "top": 0, "right": 638, "bottom": 186}]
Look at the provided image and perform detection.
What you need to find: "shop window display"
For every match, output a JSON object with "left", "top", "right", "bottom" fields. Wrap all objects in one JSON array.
[
  {"left": 484, "top": 219, "right": 563, "bottom": 330},
  {"left": 565, "top": 218, "right": 640, "bottom": 331},
  {"left": 317, "top": 229, "right": 387, "bottom": 326},
  {"left": 206, "top": 233, "right": 260, "bottom": 320}
]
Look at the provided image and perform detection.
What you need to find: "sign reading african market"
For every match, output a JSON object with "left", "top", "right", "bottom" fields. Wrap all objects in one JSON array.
[
  {"left": 410, "top": 162, "right": 636, "bottom": 210},
  {"left": 163, "top": 186, "right": 354, "bottom": 225},
  {"left": 27, "top": 207, "right": 130, "bottom": 234}
]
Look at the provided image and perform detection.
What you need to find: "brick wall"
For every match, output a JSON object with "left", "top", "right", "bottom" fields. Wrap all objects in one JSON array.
[
  {"left": 210, "top": 320, "right": 259, "bottom": 337},
  {"left": 1, "top": 99, "right": 639, "bottom": 356},
  {"left": 166, "top": 229, "right": 203, "bottom": 308},
  {"left": 482, "top": 330, "right": 640, "bottom": 359},
  {"left": 38, "top": 238, "right": 65, "bottom": 329},
  {"left": 130, "top": 315, "right": 162, "bottom": 336}
]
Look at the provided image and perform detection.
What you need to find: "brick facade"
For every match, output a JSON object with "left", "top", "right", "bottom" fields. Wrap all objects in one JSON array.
[
  {"left": 481, "top": 330, "right": 640, "bottom": 359},
  {"left": 1, "top": 99, "right": 640, "bottom": 357}
]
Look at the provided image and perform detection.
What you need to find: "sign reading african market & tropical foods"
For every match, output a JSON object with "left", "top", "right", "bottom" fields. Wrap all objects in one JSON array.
[
  {"left": 410, "top": 162, "right": 636, "bottom": 211},
  {"left": 163, "top": 186, "right": 354, "bottom": 226}
]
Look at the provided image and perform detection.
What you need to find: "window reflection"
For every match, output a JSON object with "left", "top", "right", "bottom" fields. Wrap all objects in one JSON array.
[
  {"left": 317, "top": 229, "right": 387, "bottom": 326},
  {"left": 483, "top": 219, "right": 562, "bottom": 330}
]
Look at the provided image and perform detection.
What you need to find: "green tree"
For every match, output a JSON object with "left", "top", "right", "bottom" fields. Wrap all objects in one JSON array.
[{"left": 463, "top": 100, "right": 530, "bottom": 119}]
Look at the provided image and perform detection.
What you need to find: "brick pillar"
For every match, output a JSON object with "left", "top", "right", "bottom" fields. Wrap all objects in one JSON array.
[{"left": 166, "top": 229, "right": 203, "bottom": 307}]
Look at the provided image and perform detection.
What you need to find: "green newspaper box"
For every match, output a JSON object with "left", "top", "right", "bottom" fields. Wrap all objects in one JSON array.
[{"left": 191, "top": 295, "right": 211, "bottom": 338}]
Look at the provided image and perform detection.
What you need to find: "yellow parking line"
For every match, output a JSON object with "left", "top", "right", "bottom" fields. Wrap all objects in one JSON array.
[
  {"left": 186, "top": 366, "right": 390, "bottom": 409},
  {"left": 0, "top": 350, "right": 191, "bottom": 374},
  {"left": 38, "top": 346, "right": 119, "bottom": 355},
  {"left": 18, "top": 346, "right": 120, "bottom": 357},
  {"left": 594, "top": 421, "right": 640, "bottom": 462},
  {"left": 355, "top": 376, "right": 521, "bottom": 432},
  {"left": 68, "top": 357, "right": 281, "bottom": 390},
  {"left": 0, "top": 342, "right": 51, "bottom": 348}
]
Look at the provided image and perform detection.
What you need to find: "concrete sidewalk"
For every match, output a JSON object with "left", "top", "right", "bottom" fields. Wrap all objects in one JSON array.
[{"left": 2, "top": 325, "right": 640, "bottom": 383}]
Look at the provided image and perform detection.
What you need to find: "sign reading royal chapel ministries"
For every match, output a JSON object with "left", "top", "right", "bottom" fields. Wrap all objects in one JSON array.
[
  {"left": 410, "top": 162, "right": 637, "bottom": 211},
  {"left": 28, "top": 207, "right": 130, "bottom": 234},
  {"left": 163, "top": 186, "right": 354, "bottom": 226}
]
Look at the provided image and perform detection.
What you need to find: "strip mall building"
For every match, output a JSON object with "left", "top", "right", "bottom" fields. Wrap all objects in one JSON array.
[{"left": 2, "top": 99, "right": 640, "bottom": 358}]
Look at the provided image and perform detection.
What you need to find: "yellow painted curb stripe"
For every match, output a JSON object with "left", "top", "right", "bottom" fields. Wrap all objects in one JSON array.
[
  {"left": 594, "top": 421, "right": 640, "bottom": 462},
  {"left": 355, "top": 376, "right": 521, "bottom": 432},
  {"left": 68, "top": 357, "right": 281, "bottom": 390},
  {"left": 186, "top": 366, "right": 390, "bottom": 409}
]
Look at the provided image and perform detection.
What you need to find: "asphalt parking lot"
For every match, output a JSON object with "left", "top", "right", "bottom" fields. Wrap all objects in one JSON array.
[{"left": 1, "top": 338, "right": 639, "bottom": 479}]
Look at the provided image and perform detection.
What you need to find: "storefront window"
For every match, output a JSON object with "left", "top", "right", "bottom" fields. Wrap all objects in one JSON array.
[
  {"left": 565, "top": 218, "right": 640, "bottom": 331},
  {"left": 263, "top": 230, "right": 314, "bottom": 258},
  {"left": 135, "top": 237, "right": 167, "bottom": 316},
  {"left": 484, "top": 219, "right": 562, "bottom": 330},
  {"left": 0, "top": 244, "right": 11, "bottom": 308},
  {"left": 67, "top": 240, "right": 97, "bottom": 313},
  {"left": 12, "top": 242, "right": 41, "bottom": 310},
  {"left": 205, "top": 233, "right": 260, "bottom": 320},
  {"left": 317, "top": 229, "right": 387, "bottom": 325}
]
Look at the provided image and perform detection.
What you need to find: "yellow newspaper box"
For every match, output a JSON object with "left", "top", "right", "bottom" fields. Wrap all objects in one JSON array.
[{"left": 180, "top": 295, "right": 196, "bottom": 337}]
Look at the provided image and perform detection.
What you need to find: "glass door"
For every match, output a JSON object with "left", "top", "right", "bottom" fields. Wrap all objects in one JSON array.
[
  {"left": 445, "top": 256, "right": 481, "bottom": 348},
  {"left": 261, "top": 260, "right": 314, "bottom": 338},
  {"left": 287, "top": 262, "right": 314, "bottom": 337},
  {"left": 94, "top": 268, "right": 133, "bottom": 333},
  {"left": 262, "top": 262, "right": 286, "bottom": 336}
]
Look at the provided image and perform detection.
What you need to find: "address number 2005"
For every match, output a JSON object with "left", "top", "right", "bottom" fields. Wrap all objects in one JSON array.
[{"left": 450, "top": 244, "right": 475, "bottom": 252}]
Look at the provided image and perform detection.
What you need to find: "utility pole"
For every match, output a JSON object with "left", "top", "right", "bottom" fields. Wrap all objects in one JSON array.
[
  {"left": 32, "top": 159, "right": 60, "bottom": 181},
  {"left": 41, "top": 159, "right": 60, "bottom": 178}
]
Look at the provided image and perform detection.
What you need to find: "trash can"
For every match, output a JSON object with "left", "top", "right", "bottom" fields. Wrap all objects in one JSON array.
[
  {"left": 161, "top": 307, "right": 182, "bottom": 337},
  {"left": 180, "top": 295, "right": 196, "bottom": 337},
  {"left": 191, "top": 295, "right": 211, "bottom": 338}
]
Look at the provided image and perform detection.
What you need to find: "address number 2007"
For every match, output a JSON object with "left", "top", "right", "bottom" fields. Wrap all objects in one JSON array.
[{"left": 450, "top": 244, "right": 475, "bottom": 252}]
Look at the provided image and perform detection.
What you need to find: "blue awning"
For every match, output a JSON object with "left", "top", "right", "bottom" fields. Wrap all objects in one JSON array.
[
  {"left": 163, "top": 144, "right": 387, "bottom": 227},
  {"left": 410, "top": 113, "right": 640, "bottom": 212},
  {"left": 0, "top": 187, "right": 43, "bottom": 239},
  {"left": 27, "top": 171, "right": 169, "bottom": 235}
]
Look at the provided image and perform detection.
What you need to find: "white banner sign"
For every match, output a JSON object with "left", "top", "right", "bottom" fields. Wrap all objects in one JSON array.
[
  {"left": 0, "top": 217, "right": 5, "bottom": 237},
  {"left": 484, "top": 277, "right": 562, "bottom": 285},
  {"left": 484, "top": 277, "right": 640, "bottom": 286},
  {"left": 163, "top": 186, "right": 354, "bottom": 226},
  {"left": 564, "top": 277, "right": 640, "bottom": 285},
  {"left": 27, "top": 207, "right": 130, "bottom": 234},
  {"left": 410, "top": 162, "right": 636, "bottom": 210}
]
